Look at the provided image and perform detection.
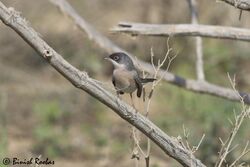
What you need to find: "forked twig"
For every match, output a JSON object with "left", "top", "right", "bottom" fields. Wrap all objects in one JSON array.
[
  {"left": 143, "top": 38, "right": 176, "bottom": 167},
  {"left": 215, "top": 73, "right": 250, "bottom": 167},
  {"left": 229, "top": 141, "right": 250, "bottom": 167}
]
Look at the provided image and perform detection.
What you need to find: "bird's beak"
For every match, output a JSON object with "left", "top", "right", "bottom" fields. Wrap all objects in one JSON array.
[
  {"left": 104, "top": 57, "right": 113, "bottom": 63},
  {"left": 104, "top": 57, "right": 110, "bottom": 61}
]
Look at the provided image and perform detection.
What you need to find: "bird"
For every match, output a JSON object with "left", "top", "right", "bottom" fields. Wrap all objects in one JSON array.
[{"left": 105, "top": 52, "right": 156, "bottom": 98}]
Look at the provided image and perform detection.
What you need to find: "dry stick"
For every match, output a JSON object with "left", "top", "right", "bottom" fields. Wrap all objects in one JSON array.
[
  {"left": 131, "top": 124, "right": 147, "bottom": 157},
  {"left": 181, "top": 125, "right": 206, "bottom": 167},
  {"left": 219, "top": 0, "right": 250, "bottom": 11},
  {"left": 112, "top": 22, "right": 250, "bottom": 42},
  {"left": 181, "top": 125, "right": 206, "bottom": 154},
  {"left": 128, "top": 65, "right": 146, "bottom": 166},
  {"left": 129, "top": 94, "right": 142, "bottom": 166},
  {"left": 215, "top": 74, "right": 250, "bottom": 167},
  {"left": 48, "top": 0, "right": 250, "bottom": 105},
  {"left": 132, "top": 54, "right": 154, "bottom": 167},
  {"left": 187, "top": 0, "right": 205, "bottom": 81},
  {"left": 192, "top": 134, "right": 205, "bottom": 153},
  {"left": 0, "top": 2, "right": 206, "bottom": 167},
  {"left": 229, "top": 141, "right": 250, "bottom": 167},
  {"left": 143, "top": 38, "right": 176, "bottom": 167},
  {"left": 132, "top": 126, "right": 140, "bottom": 167},
  {"left": 239, "top": 10, "right": 243, "bottom": 20}
]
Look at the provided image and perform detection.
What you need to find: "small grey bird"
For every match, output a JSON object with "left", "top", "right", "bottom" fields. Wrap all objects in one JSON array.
[{"left": 105, "top": 52, "right": 156, "bottom": 98}]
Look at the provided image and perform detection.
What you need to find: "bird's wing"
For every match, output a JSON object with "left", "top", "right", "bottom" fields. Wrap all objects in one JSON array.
[{"left": 134, "top": 76, "right": 143, "bottom": 98}]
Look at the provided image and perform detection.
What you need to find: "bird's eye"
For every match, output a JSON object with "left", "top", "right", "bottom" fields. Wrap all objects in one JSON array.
[{"left": 114, "top": 56, "right": 119, "bottom": 61}]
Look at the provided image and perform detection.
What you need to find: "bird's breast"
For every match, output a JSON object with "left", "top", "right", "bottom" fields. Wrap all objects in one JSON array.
[{"left": 113, "top": 69, "right": 137, "bottom": 93}]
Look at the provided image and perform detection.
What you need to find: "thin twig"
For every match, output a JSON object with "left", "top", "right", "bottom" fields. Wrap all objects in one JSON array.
[
  {"left": 229, "top": 141, "right": 250, "bottom": 167},
  {"left": 142, "top": 39, "right": 175, "bottom": 167},
  {"left": 178, "top": 124, "right": 206, "bottom": 167},
  {"left": 192, "top": 134, "right": 206, "bottom": 153},
  {"left": 215, "top": 73, "right": 250, "bottom": 167}
]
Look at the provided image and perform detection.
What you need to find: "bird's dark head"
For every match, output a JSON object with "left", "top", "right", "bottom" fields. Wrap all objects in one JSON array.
[{"left": 105, "top": 52, "right": 135, "bottom": 70}]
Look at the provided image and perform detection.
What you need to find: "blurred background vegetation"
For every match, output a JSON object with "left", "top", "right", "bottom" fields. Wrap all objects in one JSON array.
[{"left": 0, "top": 0, "right": 249, "bottom": 166}]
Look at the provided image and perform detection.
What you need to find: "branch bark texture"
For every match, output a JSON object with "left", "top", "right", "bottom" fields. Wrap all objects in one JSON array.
[
  {"left": 113, "top": 22, "right": 250, "bottom": 42},
  {"left": 49, "top": 0, "right": 250, "bottom": 105},
  {"left": 221, "top": 0, "right": 250, "bottom": 11},
  {"left": 0, "top": 1, "right": 205, "bottom": 167}
]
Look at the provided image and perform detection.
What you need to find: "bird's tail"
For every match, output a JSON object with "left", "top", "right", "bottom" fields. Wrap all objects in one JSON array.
[{"left": 140, "top": 78, "right": 156, "bottom": 84}]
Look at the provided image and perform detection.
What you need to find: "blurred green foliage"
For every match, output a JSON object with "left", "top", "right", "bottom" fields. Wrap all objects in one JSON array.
[
  {"left": 0, "top": 127, "right": 8, "bottom": 158},
  {"left": 32, "top": 100, "right": 69, "bottom": 158},
  {"left": 0, "top": 92, "right": 8, "bottom": 158}
]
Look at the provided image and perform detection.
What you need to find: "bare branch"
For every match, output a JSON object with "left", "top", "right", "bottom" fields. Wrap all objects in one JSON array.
[
  {"left": 48, "top": 0, "right": 250, "bottom": 105},
  {"left": 193, "top": 134, "right": 205, "bottom": 153},
  {"left": 219, "top": 0, "right": 250, "bottom": 11},
  {"left": 142, "top": 40, "right": 174, "bottom": 167},
  {"left": 177, "top": 125, "right": 205, "bottom": 162},
  {"left": 112, "top": 22, "right": 250, "bottom": 42},
  {"left": 215, "top": 74, "right": 250, "bottom": 167},
  {"left": 49, "top": 0, "right": 124, "bottom": 54},
  {"left": 0, "top": 2, "right": 206, "bottom": 167},
  {"left": 229, "top": 141, "right": 250, "bottom": 167},
  {"left": 187, "top": 0, "right": 205, "bottom": 81}
]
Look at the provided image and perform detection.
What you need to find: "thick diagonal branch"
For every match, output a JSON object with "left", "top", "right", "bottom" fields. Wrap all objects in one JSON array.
[
  {"left": 0, "top": 1, "right": 206, "bottom": 167},
  {"left": 48, "top": 0, "right": 250, "bottom": 105},
  {"left": 220, "top": 0, "right": 250, "bottom": 11},
  {"left": 187, "top": 0, "right": 205, "bottom": 81}
]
